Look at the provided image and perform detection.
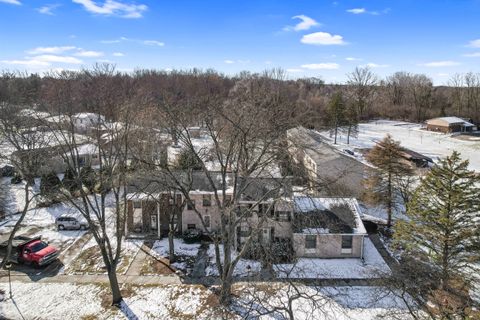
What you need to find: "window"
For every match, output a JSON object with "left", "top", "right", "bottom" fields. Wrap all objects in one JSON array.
[
  {"left": 133, "top": 201, "right": 141, "bottom": 209},
  {"left": 187, "top": 200, "right": 195, "bottom": 210},
  {"left": 187, "top": 224, "right": 196, "bottom": 230},
  {"left": 202, "top": 194, "right": 211, "bottom": 207},
  {"left": 275, "top": 211, "right": 291, "bottom": 222},
  {"left": 305, "top": 235, "right": 317, "bottom": 249},
  {"left": 175, "top": 194, "right": 182, "bottom": 206},
  {"left": 341, "top": 235, "right": 353, "bottom": 254},
  {"left": 204, "top": 215, "right": 211, "bottom": 228}
]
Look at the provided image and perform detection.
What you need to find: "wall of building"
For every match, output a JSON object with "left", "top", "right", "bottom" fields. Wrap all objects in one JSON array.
[{"left": 292, "top": 233, "right": 364, "bottom": 258}]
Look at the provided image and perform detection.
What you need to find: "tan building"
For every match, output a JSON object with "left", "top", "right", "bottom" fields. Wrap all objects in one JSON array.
[
  {"left": 287, "top": 126, "right": 367, "bottom": 197},
  {"left": 425, "top": 117, "right": 476, "bottom": 133},
  {"left": 291, "top": 197, "right": 367, "bottom": 259},
  {"left": 125, "top": 172, "right": 368, "bottom": 260}
]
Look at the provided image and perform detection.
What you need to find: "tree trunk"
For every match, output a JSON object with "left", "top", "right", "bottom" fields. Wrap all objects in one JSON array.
[
  {"left": 347, "top": 125, "right": 351, "bottom": 145},
  {"left": 107, "top": 267, "right": 123, "bottom": 305},
  {"left": 168, "top": 228, "right": 175, "bottom": 263},
  {"left": 387, "top": 172, "right": 393, "bottom": 229},
  {"left": 219, "top": 235, "right": 233, "bottom": 305},
  {"left": 334, "top": 124, "right": 338, "bottom": 144},
  {"left": 1, "top": 184, "right": 31, "bottom": 269}
]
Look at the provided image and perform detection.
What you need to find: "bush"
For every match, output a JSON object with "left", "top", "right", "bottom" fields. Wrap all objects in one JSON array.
[
  {"left": 10, "top": 174, "right": 22, "bottom": 184},
  {"left": 175, "top": 149, "right": 202, "bottom": 170},
  {"left": 62, "top": 168, "right": 81, "bottom": 193},
  {"left": 183, "top": 228, "right": 203, "bottom": 243},
  {"left": 40, "top": 172, "right": 61, "bottom": 195},
  {"left": 80, "top": 166, "right": 96, "bottom": 192}
]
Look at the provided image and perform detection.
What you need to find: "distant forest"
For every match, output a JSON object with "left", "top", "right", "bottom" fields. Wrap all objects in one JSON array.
[{"left": 1, "top": 65, "right": 479, "bottom": 128}]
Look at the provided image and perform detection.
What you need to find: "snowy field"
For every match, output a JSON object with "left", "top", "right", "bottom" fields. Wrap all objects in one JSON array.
[
  {"left": 274, "top": 238, "right": 390, "bottom": 279},
  {"left": 318, "top": 120, "right": 480, "bottom": 172},
  {"left": 0, "top": 282, "right": 418, "bottom": 320}
]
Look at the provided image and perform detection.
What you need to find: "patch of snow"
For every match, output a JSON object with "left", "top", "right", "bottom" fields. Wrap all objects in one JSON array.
[{"left": 206, "top": 244, "right": 262, "bottom": 277}]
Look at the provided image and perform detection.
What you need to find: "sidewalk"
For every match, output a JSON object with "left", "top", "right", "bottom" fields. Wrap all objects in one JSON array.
[{"left": 0, "top": 273, "right": 182, "bottom": 285}]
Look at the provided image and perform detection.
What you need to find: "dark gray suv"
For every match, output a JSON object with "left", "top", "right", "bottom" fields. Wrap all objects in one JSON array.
[{"left": 55, "top": 216, "right": 89, "bottom": 230}]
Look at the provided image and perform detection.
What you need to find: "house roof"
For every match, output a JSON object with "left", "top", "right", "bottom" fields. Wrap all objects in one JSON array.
[
  {"left": 127, "top": 171, "right": 291, "bottom": 201},
  {"left": 293, "top": 197, "right": 367, "bottom": 234},
  {"left": 426, "top": 117, "right": 474, "bottom": 127}
]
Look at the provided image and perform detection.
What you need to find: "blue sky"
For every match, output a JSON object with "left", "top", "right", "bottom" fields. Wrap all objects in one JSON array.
[{"left": 1, "top": 0, "right": 479, "bottom": 84}]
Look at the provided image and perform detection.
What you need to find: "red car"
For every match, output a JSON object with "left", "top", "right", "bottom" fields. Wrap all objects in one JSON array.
[{"left": 0, "top": 236, "right": 59, "bottom": 267}]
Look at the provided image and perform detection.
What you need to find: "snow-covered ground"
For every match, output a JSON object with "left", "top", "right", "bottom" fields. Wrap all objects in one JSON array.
[
  {"left": 0, "top": 282, "right": 224, "bottom": 320},
  {"left": 0, "top": 282, "right": 419, "bottom": 320},
  {"left": 233, "top": 283, "right": 419, "bottom": 320},
  {"left": 205, "top": 244, "right": 262, "bottom": 277},
  {"left": 274, "top": 238, "right": 390, "bottom": 279},
  {"left": 147, "top": 238, "right": 201, "bottom": 273},
  {"left": 318, "top": 120, "right": 480, "bottom": 172}
]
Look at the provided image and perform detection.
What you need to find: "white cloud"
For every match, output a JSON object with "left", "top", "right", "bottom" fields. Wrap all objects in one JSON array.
[
  {"left": 37, "top": 4, "right": 61, "bottom": 15},
  {"left": 284, "top": 15, "right": 320, "bottom": 31},
  {"left": 301, "top": 63, "right": 339, "bottom": 70},
  {"left": 361, "top": 62, "right": 389, "bottom": 68},
  {"left": 346, "top": 7, "right": 389, "bottom": 15},
  {"left": 224, "top": 60, "right": 234, "bottom": 64},
  {"left": 72, "top": 0, "right": 147, "bottom": 18},
  {"left": 346, "top": 57, "right": 362, "bottom": 61},
  {"left": 347, "top": 8, "right": 366, "bottom": 14},
  {"left": 113, "top": 52, "right": 125, "bottom": 57},
  {"left": 463, "top": 52, "right": 480, "bottom": 57},
  {"left": 0, "top": 0, "right": 21, "bottom": 5},
  {"left": 27, "top": 46, "right": 76, "bottom": 54},
  {"left": 32, "top": 55, "right": 83, "bottom": 64},
  {"left": 418, "top": 61, "right": 460, "bottom": 67},
  {"left": 437, "top": 73, "right": 449, "bottom": 77},
  {"left": 286, "top": 68, "right": 303, "bottom": 73},
  {"left": 102, "top": 37, "right": 164, "bottom": 46},
  {"left": 301, "top": 32, "right": 345, "bottom": 45},
  {"left": 0, "top": 59, "right": 50, "bottom": 66},
  {"left": 142, "top": 40, "right": 164, "bottom": 46},
  {"left": 74, "top": 50, "right": 104, "bottom": 57},
  {"left": 467, "top": 39, "right": 480, "bottom": 48}
]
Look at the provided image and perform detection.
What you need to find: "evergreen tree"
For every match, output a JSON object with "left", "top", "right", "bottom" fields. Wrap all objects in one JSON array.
[
  {"left": 395, "top": 151, "right": 480, "bottom": 287},
  {"left": 175, "top": 148, "right": 202, "bottom": 170},
  {"left": 40, "top": 171, "right": 61, "bottom": 196},
  {"left": 62, "top": 167, "right": 80, "bottom": 193},
  {"left": 326, "top": 92, "right": 346, "bottom": 144},
  {"left": 364, "top": 135, "right": 413, "bottom": 228},
  {"left": 79, "top": 166, "right": 96, "bottom": 192}
]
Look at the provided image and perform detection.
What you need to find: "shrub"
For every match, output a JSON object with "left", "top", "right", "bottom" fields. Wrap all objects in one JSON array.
[{"left": 183, "top": 228, "right": 203, "bottom": 243}]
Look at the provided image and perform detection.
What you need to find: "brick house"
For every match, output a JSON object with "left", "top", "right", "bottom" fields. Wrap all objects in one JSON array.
[{"left": 125, "top": 172, "right": 368, "bottom": 259}]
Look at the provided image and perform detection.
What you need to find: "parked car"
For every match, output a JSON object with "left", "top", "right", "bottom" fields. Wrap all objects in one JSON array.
[
  {"left": 0, "top": 235, "right": 59, "bottom": 267},
  {"left": 55, "top": 216, "right": 89, "bottom": 230}
]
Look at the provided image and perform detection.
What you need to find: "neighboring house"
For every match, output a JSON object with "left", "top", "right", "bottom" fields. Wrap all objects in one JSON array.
[
  {"left": 72, "top": 113, "right": 106, "bottom": 134},
  {"left": 425, "top": 117, "right": 476, "bottom": 133},
  {"left": 125, "top": 171, "right": 368, "bottom": 259},
  {"left": 286, "top": 126, "right": 366, "bottom": 197},
  {"left": 11, "top": 142, "right": 100, "bottom": 175},
  {"left": 398, "top": 147, "right": 433, "bottom": 168},
  {"left": 125, "top": 172, "right": 286, "bottom": 238}
]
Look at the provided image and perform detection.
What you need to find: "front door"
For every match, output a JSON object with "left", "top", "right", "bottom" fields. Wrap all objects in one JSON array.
[{"left": 150, "top": 214, "right": 158, "bottom": 231}]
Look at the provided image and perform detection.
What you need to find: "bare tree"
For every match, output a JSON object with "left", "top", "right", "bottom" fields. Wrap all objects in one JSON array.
[
  {"left": 347, "top": 66, "right": 378, "bottom": 119},
  {"left": 0, "top": 103, "right": 48, "bottom": 268},
  {"left": 134, "top": 70, "right": 293, "bottom": 304},
  {"left": 40, "top": 66, "right": 137, "bottom": 305}
]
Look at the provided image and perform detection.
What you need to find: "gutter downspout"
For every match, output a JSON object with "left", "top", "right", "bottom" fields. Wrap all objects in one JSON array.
[
  {"left": 157, "top": 202, "right": 161, "bottom": 239},
  {"left": 360, "top": 234, "right": 365, "bottom": 262}
]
